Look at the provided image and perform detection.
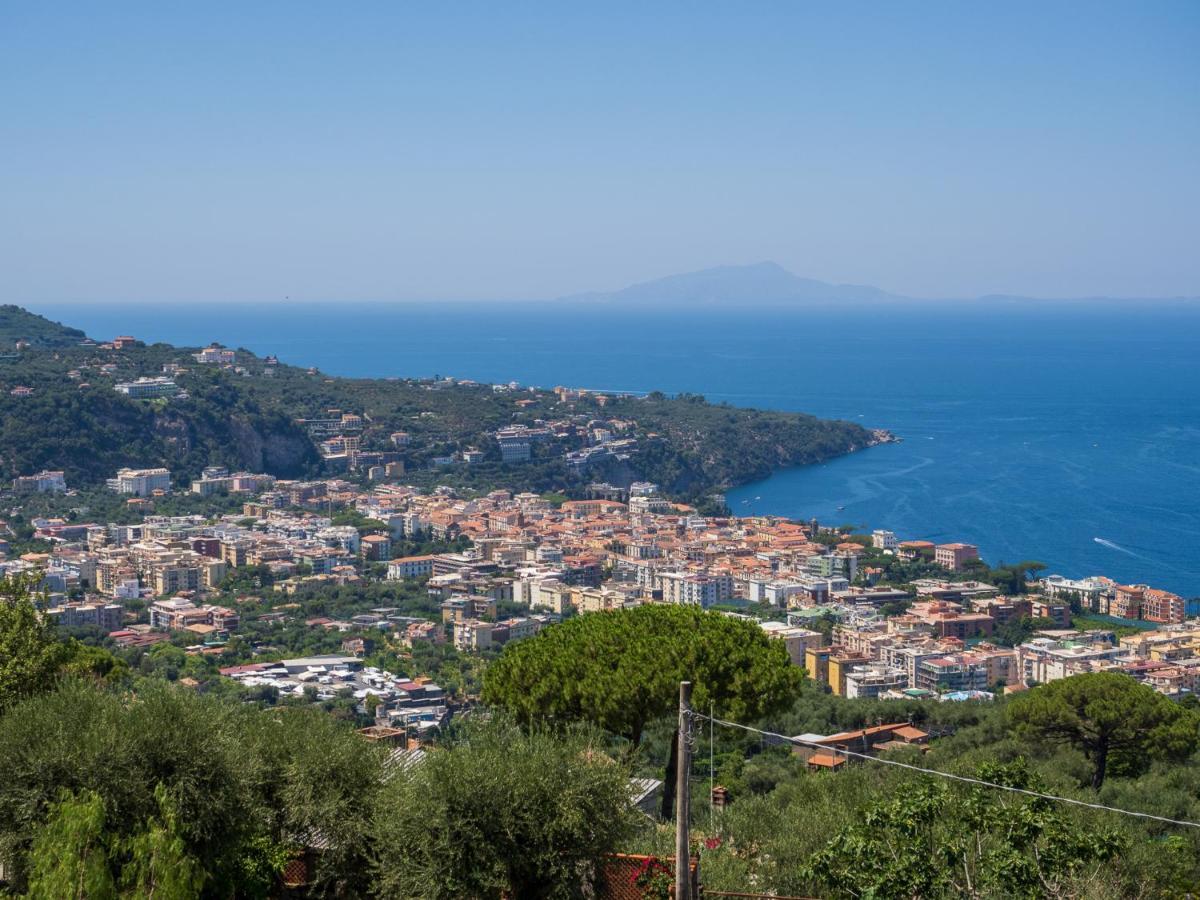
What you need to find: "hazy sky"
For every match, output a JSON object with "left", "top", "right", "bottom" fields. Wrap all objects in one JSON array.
[{"left": 3, "top": 2, "right": 1198, "bottom": 303}]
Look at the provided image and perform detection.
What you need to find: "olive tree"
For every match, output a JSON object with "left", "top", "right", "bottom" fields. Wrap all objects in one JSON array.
[
  {"left": 0, "top": 572, "right": 66, "bottom": 710},
  {"left": 371, "top": 719, "right": 638, "bottom": 900},
  {"left": 0, "top": 679, "right": 383, "bottom": 896}
]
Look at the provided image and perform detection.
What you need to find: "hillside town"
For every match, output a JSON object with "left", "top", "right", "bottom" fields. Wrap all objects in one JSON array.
[{"left": 6, "top": 461, "right": 1198, "bottom": 722}]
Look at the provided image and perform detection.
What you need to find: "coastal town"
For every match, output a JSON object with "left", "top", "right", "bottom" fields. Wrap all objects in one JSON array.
[
  {"left": 3, "top": 319, "right": 1200, "bottom": 897},
  {"left": 5, "top": 6, "right": 1195, "bottom": 894},
  {"left": 8, "top": 439, "right": 1198, "bottom": 738}
]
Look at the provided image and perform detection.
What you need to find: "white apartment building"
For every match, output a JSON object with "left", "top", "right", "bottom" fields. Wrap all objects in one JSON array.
[
  {"left": 316, "top": 525, "right": 361, "bottom": 554},
  {"left": 1017, "top": 638, "right": 1125, "bottom": 686},
  {"left": 844, "top": 663, "right": 909, "bottom": 699},
  {"left": 115, "top": 377, "right": 177, "bottom": 399},
  {"left": 1039, "top": 575, "right": 1112, "bottom": 611},
  {"left": 748, "top": 578, "right": 808, "bottom": 607},
  {"left": 872, "top": 529, "right": 898, "bottom": 551},
  {"left": 655, "top": 571, "right": 734, "bottom": 608},
  {"left": 194, "top": 345, "right": 236, "bottom": 364},
  {"left": 881, "top": 643, "right": 946, "bottom": 687},
  {"left": 108, "top": 467, "right": 171, "bottom": 496},
  {"left": 12, "top": 470, "right": 67, "bottom": 493}
]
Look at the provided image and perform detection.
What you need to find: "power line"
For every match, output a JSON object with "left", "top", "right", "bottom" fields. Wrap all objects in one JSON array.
[{"left": 688, "top": 710, "right": 1200, "bottom": 831}]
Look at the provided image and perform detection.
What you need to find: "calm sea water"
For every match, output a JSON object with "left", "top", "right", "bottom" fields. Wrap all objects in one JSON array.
[{"left": 39, "top": 301, "right": 1200, "bottom": 596}]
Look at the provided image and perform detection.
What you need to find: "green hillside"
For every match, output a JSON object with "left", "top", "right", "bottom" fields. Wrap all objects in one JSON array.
[
  {"left": 0, "top": 305, "right": 88, "bottom": 349},
  {"left": 0, "top": 306, "right": 883, "bottom": 501}
]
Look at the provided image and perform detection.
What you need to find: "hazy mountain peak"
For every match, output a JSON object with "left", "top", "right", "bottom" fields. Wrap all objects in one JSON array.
[{"left": 561, "top": 262, "right": 906, "bottom": 306}]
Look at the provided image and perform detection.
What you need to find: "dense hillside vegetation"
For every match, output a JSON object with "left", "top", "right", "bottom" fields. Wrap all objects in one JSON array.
[
  {"left": 0, "top": 306, "right": 882, "bottom": 501},
  {"left": 4, "top": 580, "right": 1200, "bottom": 898},
  {"left": 0, "top": 305, "right": 86, "bottom": 349}
]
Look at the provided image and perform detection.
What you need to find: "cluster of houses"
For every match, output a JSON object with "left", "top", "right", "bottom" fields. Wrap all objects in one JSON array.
[
  {"left": 219, "top": 655, "right": 450, "bottom": 737},
  {"left": 5, "top": 453, "right": 1198, "bottom": 705}
]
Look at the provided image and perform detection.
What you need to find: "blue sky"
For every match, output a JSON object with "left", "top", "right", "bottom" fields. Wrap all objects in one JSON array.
[{"left": 2, "top": 2, "right": 1197, "bottom": 302}]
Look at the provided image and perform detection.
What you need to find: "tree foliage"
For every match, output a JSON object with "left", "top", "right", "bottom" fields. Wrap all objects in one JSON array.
[
  {"left": 25, "top": 785, "right": 205, "bottom": 900},
  {"left": 0, "top": 306, "right": 873, "bottom": 503},
  {"left": 1008, "top": 672, "right": 1200, "bottom": 789},
  {"left": 804, "top": 760, "right": 1125, "bottom": 899},
  {"left": 0, "top": 679, "right": 383, "bottom": 896},
  {"left": 25, "top": 790, "right": 116, "bottom": 900},
  {"left": 0, "top": 573, "right": 67, "bottom": 710},
  {"left": 372, "top": 718, "right": 638, "bottom": 900},
  {"left": 482, "top": 604, "right": 802, "bottom": 745}
]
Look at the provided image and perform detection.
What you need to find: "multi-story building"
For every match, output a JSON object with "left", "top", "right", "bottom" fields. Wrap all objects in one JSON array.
[
  {"left": 654, "top": 571, "right": 733, "bottom": 608},
  {"left": 1017, "top": 637, "right": 1123, "bottom": 685},
  {"left": 908, "top": 600, "right": 994, "bottom": 640},
  {"left": 317, "top": 525, "right": 361, "bottom": 555},
  {"left": 115, "top": 377, "right": 177, "bottom": 399},
  {"left": 1039, "top": 575, "right": 1112, "bottom": 611},
  {"left": 871, "top": 530, "right": 898, "bottom": 551},
  {"left": 402, "top": 620, "right": 445, "bottom": 646},
  {"left": 108, "top": 467, "right": 171, "bottom": 496},
  {"left": 804, "top": 646, "right": 832, "bottom": 685},
  {"left": 971, "top": 645, "right": 1021, "bottom": 686},
  {"left": 573, "top": 586, "right": 634, "bottom": 613},
  {"left": 453, "top": 618, "right": 494, "bottom": 651},
  {"left": 759, "top": 621, "right": 823, "bottom": 666},
  {"left": 387, "top": 555, "right": 436, "bottom": 580},
  {"left": 1111, "top": 585, "right": 1145, "bottom": 619},
  {"left": 1120, "top": 624, "right": 1200, "bottom": 661},
  {"left": 805, "top": 553, "right": 858, "bottom": 581},
  {"left": 843, "top": 663, "right": 908, "bottom": 699},
  {"left": 881, "top": 643, "right": 947, "bottom": 687},
  {"left": 45, "top": 601, "right": 125, "bottom": 632},
  {"left": 190, "top": 470, "right": 275, "bottom": 496},
  {"left": 1142, "top": 588, "right": 1187, "bottom": 625},
  {"left": 827, "top": 651, "right": 871, "bottom": 696},
  {"left": 441, "top": 595, "right": 497, "bottom": 624},
  {"left": 361, "top": 534, "right": 392, "bottom": 561},
  {"left": 529, "top": 579, "right": 573, "bottom": 614},
  {"left": 148, "top": 598, "right": 238, "bottom": 632},
  {"left": 972, "top": 596, "right": 1033, "bottom": 626},
  {"left": 496, "top": 616, "right": 541, "bottom": 643},
  {"left": 1029, "top": 598, "right": 1072, "bottom": 628},
  {"left": 898, "top": 540, "right": 936, "bottom": 560},
  {"left": 12, "top": 470, "right": 67, "bottom": 493},
  {"left": 935, "top": 543, "right": 979, "bottom": 572},
  {"left": 194, "top": 345, "right": 236, "bottom": 364},
  {"left": 915, "top": 654, "right": 990, "bottom": 693},
  {"left": 149, "top": 557, "right": 227, "bottom": 596},
  {"left": 495, "top": 425, "right": 551, "bottom": 463}
]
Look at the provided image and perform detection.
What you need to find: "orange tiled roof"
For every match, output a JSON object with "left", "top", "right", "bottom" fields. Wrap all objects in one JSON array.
[{"left": 808, "top": 753, "right": 848, "bottom": 768}]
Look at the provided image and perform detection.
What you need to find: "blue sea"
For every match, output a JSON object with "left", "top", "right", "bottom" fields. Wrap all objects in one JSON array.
[{"left": 39, "top": 301, "right": 1200, "bottom": 596}]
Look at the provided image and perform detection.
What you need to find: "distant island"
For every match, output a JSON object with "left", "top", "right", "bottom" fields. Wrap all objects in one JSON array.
[
  {"left": 0, "top": 305, "right": 892, "bottom": 511},
  {"left": 561, "top": 261, "right": 903, "bottom": 306},
  {"left": 558, "top": 262, "right": 1200, "bottom": 308}
]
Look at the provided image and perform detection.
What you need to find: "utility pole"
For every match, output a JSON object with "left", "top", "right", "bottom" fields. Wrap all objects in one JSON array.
[{"left": 675, "top": 680, "right": 693, "bottom": 900}]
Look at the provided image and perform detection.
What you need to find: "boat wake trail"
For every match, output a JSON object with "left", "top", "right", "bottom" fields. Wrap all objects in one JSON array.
[{"left": 1093, "top": 537, "right": 1148, "bottom": 560}]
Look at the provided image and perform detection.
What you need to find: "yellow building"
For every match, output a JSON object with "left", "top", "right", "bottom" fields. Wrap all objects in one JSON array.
[
  {"left": 827, "top": 652, "right": 871, "bottom": 696},
  {"left": 805, "top": 647, "right": 831, "bottom": 686}
]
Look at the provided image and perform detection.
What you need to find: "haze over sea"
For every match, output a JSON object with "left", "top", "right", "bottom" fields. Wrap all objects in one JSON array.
[{"left": 40, "top": 301, "right": 1200, "bottom": 597}]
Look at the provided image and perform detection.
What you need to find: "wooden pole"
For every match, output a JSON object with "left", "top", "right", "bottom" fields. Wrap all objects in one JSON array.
[{"left": 676, "top": 681, "right": 693, "bottom": 900}]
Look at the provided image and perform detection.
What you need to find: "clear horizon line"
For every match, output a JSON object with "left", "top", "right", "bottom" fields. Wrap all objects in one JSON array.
[{"left": 23, "top": 294, "right": 1200, "bottom": 307}]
